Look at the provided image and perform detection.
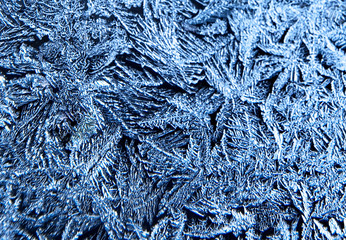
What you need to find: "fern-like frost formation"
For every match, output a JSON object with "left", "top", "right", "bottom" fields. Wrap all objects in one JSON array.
[{"left": 1, "top": 0, "right": 346, "bottom": 239}]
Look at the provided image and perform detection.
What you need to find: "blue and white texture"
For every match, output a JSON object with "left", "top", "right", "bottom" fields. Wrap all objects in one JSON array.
[{"left": 0, "top": 0, "right": 346, "bottom": 239}]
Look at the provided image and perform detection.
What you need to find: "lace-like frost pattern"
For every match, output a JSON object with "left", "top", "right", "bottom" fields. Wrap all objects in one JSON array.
[{"left": 1, "top": 0, "right": 346, "bottom": 239}]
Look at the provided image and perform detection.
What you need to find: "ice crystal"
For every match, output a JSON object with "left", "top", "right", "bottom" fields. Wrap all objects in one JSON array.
[{"left": 1, "top": 0, "right": 346, "bottom": 239}]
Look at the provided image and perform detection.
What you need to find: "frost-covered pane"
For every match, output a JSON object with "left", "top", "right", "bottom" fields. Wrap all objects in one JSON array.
[{"left": 1, "top": 0, "right": 346, "bottom": 239}]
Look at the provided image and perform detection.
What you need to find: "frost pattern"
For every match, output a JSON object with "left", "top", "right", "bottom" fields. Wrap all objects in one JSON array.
[{"left": 1, "top": 0, "right": 346, "bottom": 239}]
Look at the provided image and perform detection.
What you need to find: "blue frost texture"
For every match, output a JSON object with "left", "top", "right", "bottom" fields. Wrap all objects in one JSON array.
[{"left": 1, "top": 0, "right": 346, "bottom": 239}]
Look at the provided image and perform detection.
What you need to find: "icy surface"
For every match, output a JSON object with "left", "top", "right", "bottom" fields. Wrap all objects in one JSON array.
[{"left": 1, "top": 0, "right": 346, "bottom": 239}]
